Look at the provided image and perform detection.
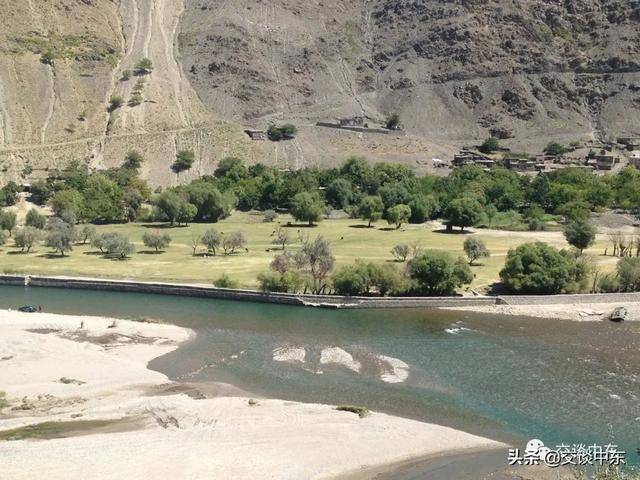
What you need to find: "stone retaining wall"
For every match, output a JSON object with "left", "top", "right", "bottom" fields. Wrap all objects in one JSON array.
[{"left": 2, "top": 275, "right": 638, "bottom": 309}]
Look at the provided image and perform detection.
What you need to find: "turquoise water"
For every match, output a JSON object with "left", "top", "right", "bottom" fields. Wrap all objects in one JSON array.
[{"left": 1, "top": 286, "right": 638, "bottom": 460}]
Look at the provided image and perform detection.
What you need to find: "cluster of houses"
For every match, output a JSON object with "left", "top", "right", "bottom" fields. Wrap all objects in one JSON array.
[{"left": 450, "top": 146, "right": 622, "bottom": 174}]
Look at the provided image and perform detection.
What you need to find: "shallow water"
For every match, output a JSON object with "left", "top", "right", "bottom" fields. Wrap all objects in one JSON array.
[{"left": 2, "top": 285, "right": 638, "bottom": 461}]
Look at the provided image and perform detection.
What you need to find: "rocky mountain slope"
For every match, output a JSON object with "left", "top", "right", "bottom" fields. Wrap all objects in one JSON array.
[{"left": 1, "top": 0, "right": 640, "bottom": 186}]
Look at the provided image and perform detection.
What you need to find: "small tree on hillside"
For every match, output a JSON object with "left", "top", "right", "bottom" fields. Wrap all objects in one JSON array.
[
  {"left": 463, "top": 237, "right": 490, "bottom": 265},
  {"left": 142, "top": 231, "right": 172, "bottom": 253},
  {"left": 385, "top": 113, "right": 400, "bottom": 130},
  {"left": 172, "top": 150, "right": 195, "bottom": 176},
  {"left": 563, "top": 220, "right": 596, "bottom": 253},
  {"left": 134, "top": 57, "right": 154, "bottom": 75},
  {"left": 123, "top": 150, "right": 144, "bottom": 170},
  {"left": 108, "top": 95, "right": 124, "bottom": 112},
  {"left": 358, "top": 195, "right": 384, "bottom": 227},
  {"left": 386, "top": 204, "right": 411, "bottom": 229}
]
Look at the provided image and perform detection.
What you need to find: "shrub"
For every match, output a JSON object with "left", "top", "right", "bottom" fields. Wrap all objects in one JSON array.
[
  {"left": 500, "top": 242, "right": 589, "bottom": 294},
  {"left": 171, "top": 150, "right": 195, "bottom": 174},
  {"left": 385, "top": 113, "right": 400, "bottom": 130},
  {"left": 142, "top": 231, "right": 171, "bottom": 252},
  {"left": 479, "top": 137, "right": 500, "bottom": 153},
  {"left": 214, "top": 274, "right": 240, "bottom": 289},
  {"left": 134, "top": 57, "right": 153, "bottom": 75},
  {"left": 25, "top": 209, "right": 46, "bottom": 229},
  {"left": 391, "top": 244, "right": 410, "bottom": 262},
  {"left": 267, "top": 124, "right": 297, "bottom": 141},
  {"left": 108, "top": 95, "right": 124, "bottom": 112},
  {"left": 544, "top": 141, "right": 569, "bottom": 156},
  {"left": 408, "top": 250, "right": 473, "bottom": 296},
  {"left": 336, "top": 405, "right": 369, "bottom": 418},
  {"left": 615, "top": 257, "right": 640, "bottom": 292},
  {"left": 263, "top": 210, "right": 278, "bottom": 222},
  {"left": 257, "top": 271, "right": 304, "bottom": 293},
  {"left": 463, "top": 237, "right": 490, "bottom": 265}
]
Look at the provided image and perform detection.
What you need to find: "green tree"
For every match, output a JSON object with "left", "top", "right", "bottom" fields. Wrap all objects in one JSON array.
[
  {"left": 479, "top": 137, "right": 500, "bottom": 153},
  {"left": 544, "top": 142, "right": 569, "bottom": 156},
  {"left": 615, "top": 256, "right": 640, "bottom": 292},
  {"left": 172, "top": 150, "right": 195, "bottom": 175},
  {"left": 25, "top": 208, "right": 46, "bottom": 229},
  {"left": 563, "top": 220, "right": 596, "bottom": 252},
  {"left": 332, "top": 261, "right": 375, "bottom": 296},
  {"left": 290, "top": 192, "right": 324, "bottom": 226},
  {"left": 386, "top": 204, "right": 411, "bottom": 229},
  {"left": 0, "top": 210, "right": 17, "bottom": 236},
  {"left": 155, "top": 190, "right": 195, "bottom": 226},
  {"left": 77, "top": 224, "right": 96, "bottom": 244},
  {"left": 408, "top": 195, "right": 438, "bottom": 223},
  {"left": 214, "top": 157, "right": 248, "bottom": 181},
  {"left": 45, "top": 220, "right": 74, "bottom": 257},
  {"left": 500, "top": 242, "right": 588, "bottom": 294},
  {"left": 358, "top": 195, "right": 384, "bottom": 227},
  {"left": 267, "top": 124, "right": 297, "bottom": 141},
  {"left": 408, "top": 250, "right": 473, "bottom": 296},
  {"left": 391, "top": 244, "right": 410, "bottom": 262},
  {"left": 82, "top": 175, "right": 124, "bottom": 223},
  {"left": 51, "top": 189, "right": 85, "bottom": 220},
  {"left": 222, "top": 231, "right": 247, "bottom": 255},
  {"left": 463, "top": 237, "right": 490, "bottom": 265},
  {"left": 142, "top": 231, "right": 172, "bottom": 252},
  {"left": 14, "top": 226, "right": 42, "bottom": 253},
  {"left": 294, "top": 235, "right": 335, "bottom": 294},
  {"left": 214, "top": 274, "right": 240, "bottom": 289},
  {"left": 326, "top": 178, "right": 354, "bottom": 209},
  {"left": 94, "top": 232, "right": 134, "bottom": 258},
  {"left": 201, "top": 229, "right": 221, "bottom": 255},
  {"left": 444, "top": 197, "right": 483, "bottom": 232},
  {"left": 184, "top": 180, "right": 235, "bottom": 222}
]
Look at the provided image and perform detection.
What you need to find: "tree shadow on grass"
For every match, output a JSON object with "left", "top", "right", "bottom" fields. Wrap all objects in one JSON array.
[
  {"left": 432, "top": 228, "right": 474, "bottom": 235},
  {"left": 137, "top": 250, "right": 165, "bottom": 255},
  {"left": 37, "top": 253, "right": 68, "bottom": 259},
  {"left": 83, "top": 251, "right": 104, "bottom": 256},
  {"left": 348, "top": 224, "right": 374, "bottom": 229},
  {"left": 7, "top": 250, "right": 29, "bottom": 255},
  {"left": 378, "top": 227, "right": 398, "bottom": 232},
  {"left": 282, "top": 223, "right": 318, "bottom": 228},
  {"left": 140, "top": 223, "right": 187, "bottom": 229}
]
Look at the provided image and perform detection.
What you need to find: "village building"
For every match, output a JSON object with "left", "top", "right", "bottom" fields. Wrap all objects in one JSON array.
[{"left": 245, "top": 130, "right": 267, "bottom": 141}]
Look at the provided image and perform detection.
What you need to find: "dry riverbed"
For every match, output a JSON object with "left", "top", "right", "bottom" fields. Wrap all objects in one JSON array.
[{"left": 0, "top": 310, "right": 504, "bottom": 480}]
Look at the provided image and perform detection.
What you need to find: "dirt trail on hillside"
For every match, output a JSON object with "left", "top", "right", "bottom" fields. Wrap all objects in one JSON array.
[{"left": 0, "top": 75, "right": 11, "bottom": 145}]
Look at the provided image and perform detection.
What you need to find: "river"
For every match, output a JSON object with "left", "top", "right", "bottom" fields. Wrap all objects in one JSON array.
[{"left": 1, "top": 285, "right": 638, "bottom": 463}]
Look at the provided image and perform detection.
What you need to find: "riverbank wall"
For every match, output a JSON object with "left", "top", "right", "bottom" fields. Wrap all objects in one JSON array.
[{"left": 1, "top": 275, "right": 639, "bottom": 309}]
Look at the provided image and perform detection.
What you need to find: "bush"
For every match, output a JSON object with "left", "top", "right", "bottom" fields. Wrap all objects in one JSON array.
[
  {"left": 267, "top": 124, "right": 297, "bottom": 141},
  {"left": 142, "top": 231, "right": 171, "bottom": 252},
  {"left": 257, "top": 270, "right": 305, "bottom": 293},
  {"left": 108, "top": 95, "right": 124, "bottom": 112},
  {"left": 500, "top": 242, "right": 589, "bottom": 294},
  {"left": 214, "top": 274, "right": 240, "bottom": 289},
  {"left": 263, "top": 210, "right": 278, "bottom": 222},
  {"left": 463, "top": 237, "right": 490, "bottom": 265},
  {"left": 479, "top": 137, "right": 500, "bottom": 154},
  {"left": 614, "top": 257, "right": 640, "bottom": 292},
  {"left": 25, "top": 209, "right": 46, "bottom": 229},
  {"left": 134, "top": 57, "right": 153, "bottom": 75},
  {"left": 336, "top": 405, "right": 369, "bottom": 418},
  {"left": 408, "top": 250, "right": 473, "bottom": 296},
  {"left": 391, "top": 244, "right": 410, "bottom": 262}
]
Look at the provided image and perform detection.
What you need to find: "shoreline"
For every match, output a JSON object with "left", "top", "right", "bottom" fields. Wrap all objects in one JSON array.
[{"left": 0, "top": 309, "right": 506, "bottom": 480}]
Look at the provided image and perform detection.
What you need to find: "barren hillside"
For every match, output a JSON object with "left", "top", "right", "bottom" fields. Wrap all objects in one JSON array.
[{"left": 1, "top": 0, "right": 640, "bottom": 186}]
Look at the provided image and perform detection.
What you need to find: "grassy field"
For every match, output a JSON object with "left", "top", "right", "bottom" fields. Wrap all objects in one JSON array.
[{"left": 0, "top": 211, "right": 615, "bottom": 291}]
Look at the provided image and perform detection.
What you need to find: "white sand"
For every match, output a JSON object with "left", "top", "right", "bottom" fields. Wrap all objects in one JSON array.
[
  {"left": 320, "top": 346, "right": 362, "bottom": 373},
  {"left": 0, "top": 310, "right": 504, "bottom": 480},
  {"left": 444, "top": 302, "right": 640, "bottom": 321}
]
